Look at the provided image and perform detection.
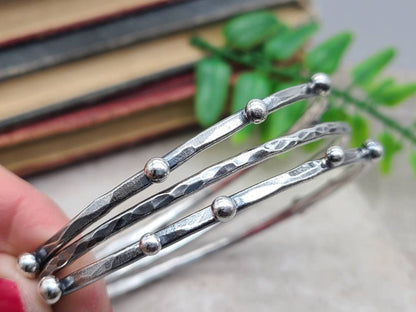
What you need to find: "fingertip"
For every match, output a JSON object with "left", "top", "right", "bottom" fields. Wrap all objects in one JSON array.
[
  {"left": 0, "top": 166, "right": 67, "bottom": 255},
  {"left": 0, "top": 167, "right": 112, "bottom": 311},
  {"left": 0, "top": 278, "right": 25, "bottom": 312}
]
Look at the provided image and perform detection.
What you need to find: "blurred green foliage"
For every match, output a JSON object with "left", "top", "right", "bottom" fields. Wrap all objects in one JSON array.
[
  {"left": 192, "top": 10, "right": 416, "bottom": 177},
  {"left": 195, "top": 58, "right": 231, "bottom": 127},
  {"left": 305, "top": 32, "right": 353, "bottom": 74},
  {"left": 231, "top": 72, "right": 273, "bottom": 143}
]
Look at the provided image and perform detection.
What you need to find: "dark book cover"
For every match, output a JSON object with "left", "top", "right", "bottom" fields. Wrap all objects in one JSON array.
[
  {"left": 0, "top": 0, "right": 294, "bottom": 81},
  {"left": 0, "top": 0, "right": 176, "bottom": 48}
]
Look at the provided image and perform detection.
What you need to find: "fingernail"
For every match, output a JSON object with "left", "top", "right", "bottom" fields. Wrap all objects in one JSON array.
[{"left": 0, "top": 278, "right": 25, "bottom": 312}]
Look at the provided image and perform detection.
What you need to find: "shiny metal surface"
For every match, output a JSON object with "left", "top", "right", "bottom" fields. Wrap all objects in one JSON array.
[
  {"left": 41, "top": 122, "right": 350, "bottom": 277},
  {"left": 38, "top": 276, "right": 62, "bottom": 304},
  {"left": 22, "top": 77, "right": 326, "bottom": 274},
  {"left": 107, "top": 163, "right": 364, "bottom": 298},
  {"left": 16, "top": 75, "right": 382, "bottom": 305},
  {"left": 53, "top": 143, "right": 380, "bottom": 296}
]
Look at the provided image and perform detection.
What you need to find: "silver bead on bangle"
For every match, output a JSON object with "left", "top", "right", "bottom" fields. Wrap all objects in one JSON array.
[{"left": 14, "top": 74, "right": 382, "bottom": 305}]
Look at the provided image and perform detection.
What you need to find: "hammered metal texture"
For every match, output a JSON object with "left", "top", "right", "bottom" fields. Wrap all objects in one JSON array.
[
  {"left": 33, "top": 82, "right": 318, "bottom": 268},
  {"left": 42, "top": 122, "right": 350, "bottom": 276},
  {"left": 58, "top": 145, "right": 371, "bottom": 295}
]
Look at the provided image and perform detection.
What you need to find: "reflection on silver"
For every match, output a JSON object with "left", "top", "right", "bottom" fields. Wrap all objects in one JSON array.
[
  {"left": 51, "top": 142, "right": 381, "bottom": 298},
  {"left": 19, "top": 74, "right": 330, "bottom": 277},
  {"left": 41, "top": 122, "right": 350, "bottom": 278},
  {"left": 17, "top": 74, "right": 383, "bottom": 304}
]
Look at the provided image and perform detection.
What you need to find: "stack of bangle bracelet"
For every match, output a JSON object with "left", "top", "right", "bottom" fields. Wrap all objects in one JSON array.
[{"left": 17, "top": 73, "right": 383, "bottom": 304}]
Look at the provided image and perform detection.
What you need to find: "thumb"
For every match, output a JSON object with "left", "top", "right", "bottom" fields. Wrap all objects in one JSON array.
[{"left": 0, "top": 166, "right": 111, "bottom": 311}]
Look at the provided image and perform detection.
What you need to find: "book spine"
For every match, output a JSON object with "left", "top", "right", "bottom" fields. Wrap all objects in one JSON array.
[
  {"left": 0, "top": 71, "right": 242, "bottom": 176},
  {"left": 15, "top": 121, "right": 196, "bottom": 177},
  {"left": 0, "top": 64, "right": 194, "bottom": 131},
  {"left": 0, "top": 72, "right": 195, "bottom": 148},
  {"left": 0, "top": 0, "right": 291, "bottom": 81},
  {"left": 0, "top": 0, "right": 175, "bottom": 49}
]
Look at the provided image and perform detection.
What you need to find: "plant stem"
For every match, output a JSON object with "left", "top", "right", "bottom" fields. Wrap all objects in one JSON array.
[
  {"left": 190, "top": 37, "right": 300, "bottom": 80},
  {"left": 191, "top": 36, "right": 416, "bottom": 145},
  {"left": 331, "top": 89, "right": 416, "bottom": 144}
]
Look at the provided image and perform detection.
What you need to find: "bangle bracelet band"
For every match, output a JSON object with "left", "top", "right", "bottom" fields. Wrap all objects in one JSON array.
[
  {"left": 92, "top": 75, "right": 333, "bottom": 262},
  {"left": 42, "top": 141, "right": 381, "bottom": 303},
  {"left": 91, "top": 86, "right": 333, "bottom": 263},
  {"left": 18, "top": 73, "right": 330, "bottom": 276},
  {"left": 15, "top": 73, "right": 383, "bottom": 305},
  {"left": 40, "top": 121, "right": 350, "bottom": 278},
  {"left": 105, "top": 144, "right": 375, "bottom": 298}
]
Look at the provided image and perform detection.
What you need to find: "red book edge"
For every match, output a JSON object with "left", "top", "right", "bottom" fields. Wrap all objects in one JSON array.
[
  {"left": 2, "top": 70, "right": 239, "bottom": 176},
  {"left": 17, "top": 121, "right": 196, "bottom": 177},
  {"left": 0, "top": 70, "right": 242, "bottom": 149},
  {"left": 0, "top": 72, "right": 195, "bottom": 148}
]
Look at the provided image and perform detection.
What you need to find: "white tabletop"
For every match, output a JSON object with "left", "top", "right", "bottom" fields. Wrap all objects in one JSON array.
[{"left": 29, "top": 129, "right": 416, "bottom": 311}]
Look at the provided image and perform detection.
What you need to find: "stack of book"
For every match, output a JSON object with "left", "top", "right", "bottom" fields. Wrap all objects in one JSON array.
[{"left": 0, "top": 0, "right": 309, "bottom": 176}]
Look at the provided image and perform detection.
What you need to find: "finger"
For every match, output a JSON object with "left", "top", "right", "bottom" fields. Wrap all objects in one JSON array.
[
  {"left": 0, "top": 166, "right": 111, "bottom": 312},
  {"left": 0, "top": 166, "right": 66, "bottom": 255},
  {"left": 0, "top": 254, "right": 51, "bottom": 312}
]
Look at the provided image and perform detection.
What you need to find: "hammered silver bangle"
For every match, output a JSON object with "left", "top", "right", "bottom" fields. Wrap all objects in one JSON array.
[
  {"left": 41, "top": 141, "right": 381, "bottom": 303},
  {"left": 105, "top": 142, "right": 380, "bottom": 298},
  {"left": 15, "top": 73, "right": 383, "bottom": 304},
  {"left": 18, "top": 73, "right": 330, "bottom": 274}
]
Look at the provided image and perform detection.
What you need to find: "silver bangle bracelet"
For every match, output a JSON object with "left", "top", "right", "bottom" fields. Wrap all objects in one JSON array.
[
  {"left": 105, "top": 145, "right": 373, "bottom": 298},
  {"left": 40, "top": 122, "right": 350, "bottom": 278},
  {"left": 42, "top": 141, "right": 381, "bottom": 303},
  {"left": 15, "top": 73, "right": 383, "bottom": 305},
  {"left": 94, "top": 90, "right": 332, "bottom": 262},
  {"left": 18, "top": 73, "right": 330, "bottom": 276}
]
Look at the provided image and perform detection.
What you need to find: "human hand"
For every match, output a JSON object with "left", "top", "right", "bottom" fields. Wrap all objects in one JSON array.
[{"left": 0, "top": 166, "right": 111, "bottom": 312}]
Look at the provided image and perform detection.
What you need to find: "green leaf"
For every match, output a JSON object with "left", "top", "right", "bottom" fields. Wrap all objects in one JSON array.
[
  {"left": 409, "top": 151, "right": 416, "bottom": 177},
  {"left": 302, "top": 104, "right": 349, "bottom": 152},
  {"left": 321, "top": 105, "right": 349, "bottom": 122},
  {"left": 301, "top": 104, "right": 349, "bottom": 152},
  {"left": 263, "top": 21, "right": 319, "bottom": 61},
  {"left": 305, "top": 32, "right": 353, "bottom": 74},
  {"left": 348, "top": 114, "right": 369, "bottom": 147},
  {"left": 302, "top": 139, "right": 323, "bottom": 152},
  {"left": 223, "top": 11, "right": 283, "bottom": 50},
  {"left": 195, "top": 58, "right": 231, "bottom": 127},
  {"left": 261, "top": 82, "right": 306, "bottom": 142},
  {"left": 278, "top": 63, "right": 303, "bottom": 77},
  {"left": 305, "top": 103, "right": 369, "bottom": 152},
  {"left": 352, "top": 48, "right": 396, "bottom": 87},
  {"left": 366, "top": 77, "right": 395, "bottom": 97},
  {"left": 231, "top": 72, "right": 273, "bottom": 143},
  {"left": 231, "top": 72, "right": 273, "bottom": 113},
  {"left": 377, "top": 131, "right": 402, "bottom": 174},
  {"left": 372, "top": 82, "right": 416, "bottom": 106}
]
